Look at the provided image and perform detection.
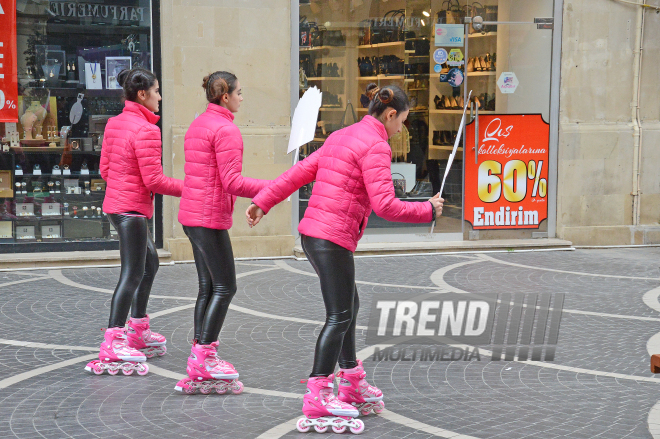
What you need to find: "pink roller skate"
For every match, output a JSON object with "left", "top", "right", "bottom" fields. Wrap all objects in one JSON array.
[
  {"left": 85, "top": 327, "right": 149, "bottom": 376},
  {"left": 174, "top": 341, "right": 243, "bottom": 395},
  {"left": 296, "top": 375, "right": 364, "bottom": 434},
  {"left": 337, "top": 360, "right": 384, "bottom": 416},
  {"left": 126, "top": 315, "right": 167, "bottom": 358}
]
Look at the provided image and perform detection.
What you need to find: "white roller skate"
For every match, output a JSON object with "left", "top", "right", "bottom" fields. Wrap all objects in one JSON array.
[
  {"left": 85, "top": 327, "right": 149, "bottom": 376},
  {"left": 337, "top": 359, "right": 385, "bottom": 416},
  {"left": 126, "top": 315, "right": 167, "bottom": 358},
  {"left": 174, "top": 341, "right": 244, "bottom": 395},
  {"left": 296, "top": 374, "right": 365, "bottom": 434}
]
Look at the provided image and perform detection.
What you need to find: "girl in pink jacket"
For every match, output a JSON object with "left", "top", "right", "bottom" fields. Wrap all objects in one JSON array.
[
  {"left": 174, "top": 72, "right": 271, "bottom": 394},
  {"left": 246, "top": 85, "right": 443, "bottom": 432},
  {"left": 86, "top": 68, "right": 184, "bottom": 376}
]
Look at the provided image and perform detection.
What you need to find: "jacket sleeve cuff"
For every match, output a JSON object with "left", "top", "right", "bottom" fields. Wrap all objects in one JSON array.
[
  {"left": 428, "top": 201, "right": 436, "bottom": 223},
  {"left": 252, "top": 199, "right": 270, "bottom": 215}
]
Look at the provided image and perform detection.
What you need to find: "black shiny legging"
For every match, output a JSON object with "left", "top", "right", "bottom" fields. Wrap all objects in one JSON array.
[
  {"left": 302, "top": 235, "right": 359, "bottom": 377},
  {"left": 107, "top": 213, "right": 159, "bottom": 328},
  {"left": 183, "top": 226, "right": 237, "bottom": 345}
]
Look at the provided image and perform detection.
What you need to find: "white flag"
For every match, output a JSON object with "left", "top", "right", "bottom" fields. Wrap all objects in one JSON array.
[{"left": 288, "top": 86, "right": 322, "bottom": 155}]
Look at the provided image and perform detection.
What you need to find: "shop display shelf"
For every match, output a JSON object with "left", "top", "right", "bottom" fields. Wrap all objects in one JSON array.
[
  {"left": 430, "top": 109, "right": 496, "bottom": 114},
  {"left": 357, "top": 41, "right": 405, "bottom": 49},
  {"left": 468, "top": 71, "right": 496, "bottom": 76},
  {"left": 468, "top": 32, "right": 498, "bottom": 39},
  {"left": 357, "top": 75, "right": 405, "bottom": 81},
  {"left": 429, "top": 144, "right": 464, "bottom": 152},
  {"left": 307, "top": 77, "right": 345, "bottom": 81},
  {"left": 19, "top": 87, "right": 123, "bottom": 99},
  {"left": 300, "top": 46, "right": 347, "bottom": 51}
]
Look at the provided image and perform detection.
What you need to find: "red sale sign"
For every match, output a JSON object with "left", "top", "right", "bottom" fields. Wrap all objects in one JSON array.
[
  {"left": 464, "top": 114, "right": 549, "bottom": 230},
  {"left": 0, "top": 0, "right": 18, "bottom": 122}
]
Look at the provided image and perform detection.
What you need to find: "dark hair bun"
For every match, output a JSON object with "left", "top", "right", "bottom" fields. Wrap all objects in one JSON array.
[
  {"left": 117, "top": 69, "right": 130, "bottom": 88},
  {"left": 365, "top": 83, "right": 379, "bottom": 101},
  {"left": 118, "top": 67, "right": 158, "bottom": 103},
  {"left": 378, "top": 88, "right": 394, "bottom": 105},
  {"left": 367, "top": 85, "right": 409, "bottom": 119},
  {"left": 202, "top": 74, "right": 211, "bottom": 91},
  {"left": 203, "top": 71, "right": 238, "bottom": 104}
]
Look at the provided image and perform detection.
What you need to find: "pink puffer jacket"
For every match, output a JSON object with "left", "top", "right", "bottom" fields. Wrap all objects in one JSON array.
[
  {"left": 178, "top": 104, "right": 270, "bottom": 230},
  {"left": 253, "top": 115, "right": 433, "bottom": 252},
  {"left": 100, "top": 101, "right": 183, "bottom": 218}
]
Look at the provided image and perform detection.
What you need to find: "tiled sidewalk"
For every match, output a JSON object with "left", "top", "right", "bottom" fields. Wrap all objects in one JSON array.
[{"left": 0, "top": 248, "right": 659, "bottom": 438}]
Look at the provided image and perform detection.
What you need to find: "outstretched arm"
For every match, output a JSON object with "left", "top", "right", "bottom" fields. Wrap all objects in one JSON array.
[
  {"left": 247, "top": 149, "right": 321, "bottom": 226},
  {"left": 361, "top": 141, "right": 435, "bottom": 223}
]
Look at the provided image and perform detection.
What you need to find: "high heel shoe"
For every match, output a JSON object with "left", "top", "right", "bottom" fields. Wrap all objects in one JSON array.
[
  {"left": 450, "top": 96, "right": 459, "bottom": 109},
  {"left": 478, "top": 57, "right": 486, "bottom": 71},
  {"left": 471, "top": 96, "right": 481, "bottom": 110},
  {"left": 432, "top": 131, "right": 441, "bottom": 145},
  {"left": 443, "top": 95, "right": 451, "bottom": 109},
  {"left": 440, "top": 131, "right": 450, "bottom": 145},
  {"left": 458, "top": 96, "right": 465, "bottom": 109},
  {"left": 434, "top": 95, "right": 442, "bottom": 110},
  {"left": 466, "top": 58, "right": 475, "bottom": 73}
]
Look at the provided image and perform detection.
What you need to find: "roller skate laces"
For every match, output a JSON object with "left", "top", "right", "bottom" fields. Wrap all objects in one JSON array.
[
  {"left": 337, "top": 360, "right": 385, "bottom": 416},
  {"left": 85, "top": 327, "right": 149, "bottom": 376},
  {"left": 174, "top": 340, "right": 243, "bottom": 395},
  {"left": 126, "top": 315, "right": 167, "bottom": 358},
  {"left": 297, "top": 375, "right": 364, "bottom": 434}
]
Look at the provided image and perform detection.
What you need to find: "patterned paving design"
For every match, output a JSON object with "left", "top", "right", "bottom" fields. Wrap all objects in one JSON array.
[{"left": 0, "top": 248, "right": 658, "bottom": 438}]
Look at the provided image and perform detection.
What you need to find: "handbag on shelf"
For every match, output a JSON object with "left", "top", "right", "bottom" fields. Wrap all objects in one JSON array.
[
  {"left": 340, "top": 101, "right": 358, "bottom": 129},
  {"left": 466, "top": 2, "right": 485, "bottom": 34},
  {"left": 436, "top": 0, "right": 463, "bottom": 25},
  {"left": 392, "top": 173, "right": 407, "bottom": 198},
  {"left": 358, "top": 19, "right": 372, "bottom": 46},
  {"left": 484, "top": 5, "right": 498, "bottom": 32},
  {"left": 299, "top": 16, "right": 311, "bottom": 47},
  {"left": 310, "top": 24, "right": 324, "bottom": 47}
]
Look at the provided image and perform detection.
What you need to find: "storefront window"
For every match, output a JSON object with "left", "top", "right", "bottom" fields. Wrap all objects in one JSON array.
[
  {"left": 297, "top": 0, "right": 553, "bottom": 240},
  {"left": 0, "top": 0, "right": 155, "bottom": 250}
]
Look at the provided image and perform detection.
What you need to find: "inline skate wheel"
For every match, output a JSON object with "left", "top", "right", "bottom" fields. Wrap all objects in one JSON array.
[
  {"left": 158, "top": 346, "right": 167, "bottom": 356},
  {"left": 200, "top": 385, "right": 213, "bottom": 395},
  {"left": 122, "top": 365, "right": 134, "bottom": 376},
  {"left": 349, "top": 419, "right": 365, "bottom": 434},
  {"left": 137, "top": 363, "right": 149, "bottom": 376},
  {"left": 314, "top": 425, "right": 328, "bottom": 433},
  {"left": 89, "top": 364, "right": 103, "bottom": 375},
  {"left": 373, "top": 401, "right": 385, "bottom": 414},
  {"left": 360, "top": 407, "right": 372, "bottom": 416},
  {"left": 231, "top": 381, "right": 244, "bottom": 395},
  {"left": 296, "top": 418, "right": 311, "bottom": 433},
  {"left": 332, "top": 424, "right": 347, "bottom": 434},
  {"left": 184, "top": 383, "right": 196, "bottom": 395},
  {"left": 145, "top": 351, "right": 155, "bottom": 359},
  {"left": 107, "top": 367, "right": 119, "bottom": 376}
]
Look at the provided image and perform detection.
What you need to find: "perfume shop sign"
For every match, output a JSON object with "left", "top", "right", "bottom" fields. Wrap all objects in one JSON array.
[
  {"left": 464, "top": 115, "right": 550, "bottom": 230},
  {"left": 0, "top": 0, "right": 18, "bottom": 122},
  {"left": 48, "top": 2, "right": 149, "bottom": 24}
]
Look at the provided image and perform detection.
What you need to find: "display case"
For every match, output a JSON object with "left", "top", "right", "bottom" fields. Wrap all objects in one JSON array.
[
  {"left": 0, "top": 0, "right": 158, "bottom": 251},
  {"left": 0, "top": 147, "right": 113, "bottom": 244}
]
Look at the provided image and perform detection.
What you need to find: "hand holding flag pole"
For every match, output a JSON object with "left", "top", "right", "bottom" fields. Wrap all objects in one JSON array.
[{"left": 430, "top": 90, "right": 472, "bottom": 234}]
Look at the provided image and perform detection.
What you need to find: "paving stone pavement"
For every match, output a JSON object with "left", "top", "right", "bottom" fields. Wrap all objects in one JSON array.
[{"left": 0, "top": 248, "right": 660, "bottom": 438}]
